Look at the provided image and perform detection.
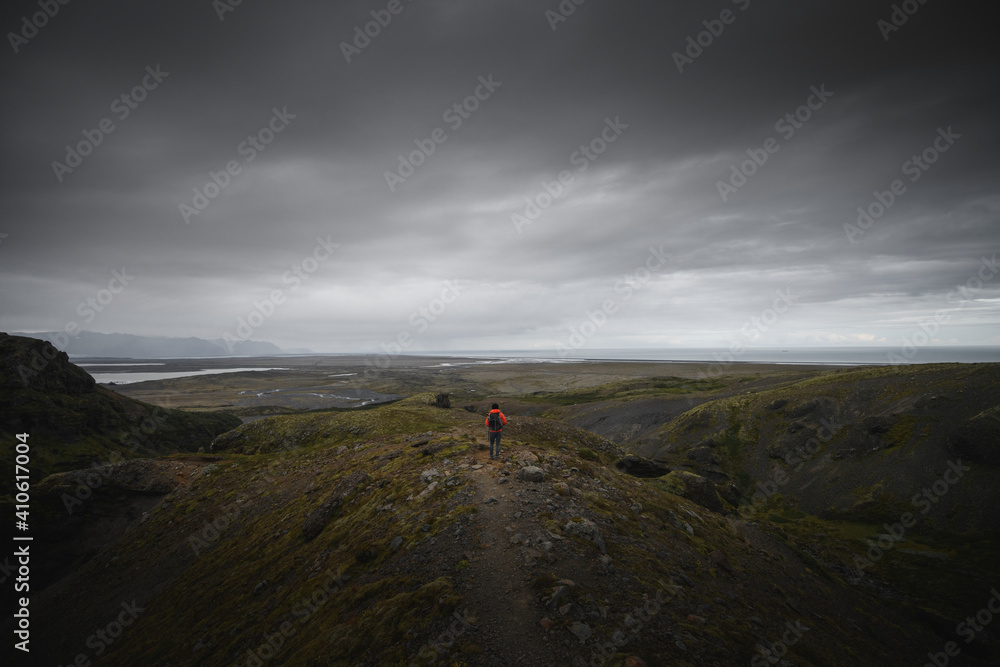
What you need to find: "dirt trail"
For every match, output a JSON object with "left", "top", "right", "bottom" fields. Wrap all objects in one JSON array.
[{"left": 460, "top": 451, "right": 562, "bottom": 666}]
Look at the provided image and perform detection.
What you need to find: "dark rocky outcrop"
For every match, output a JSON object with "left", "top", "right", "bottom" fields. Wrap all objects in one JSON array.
[
  {"left": 0, "top": 333, "right": 240, "bottom": 489},
  {"left": 660, "top": 470, "right": 725, "bottom": 513},
  {"left": 614, "top": 454, "right": 670, "bottom": 478}
]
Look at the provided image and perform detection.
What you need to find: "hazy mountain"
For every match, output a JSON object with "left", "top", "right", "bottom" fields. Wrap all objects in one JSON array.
[{"left": 11, "top": 331, "right": 290, "bottom": 358}]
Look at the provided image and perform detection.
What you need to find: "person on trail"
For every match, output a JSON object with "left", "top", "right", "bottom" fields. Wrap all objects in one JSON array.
[{"left": 485, "top": 403, "right": 507, "bottom": 460}]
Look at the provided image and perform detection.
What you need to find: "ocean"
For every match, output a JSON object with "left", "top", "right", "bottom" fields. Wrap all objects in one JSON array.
[{"left": 431, "top": 346, "right": 1000, "bottom": 366}]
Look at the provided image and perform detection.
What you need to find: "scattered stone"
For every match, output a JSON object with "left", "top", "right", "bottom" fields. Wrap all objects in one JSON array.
[
  {"left": 517, "top": 466, "right": 546, "bottom": 482},
  {"left": 546, "top": 585, "right": 569, "bottom": 610},
  {"left": 553, "top": 482, "right": 570, "bottom": 495},
  {"left": 417, "top": 481, "right": 438, "bottom": 499},
  {"left": 390, "top": 536, "right": 403, "bottom": 551},
  {"left": 674, "top": 572, "right": 695, "bottom": 588},
  {"left": 564, "top": 519, "right": 607, "bottom": 554},
  {"left": 710, "top": 549, "right": 732, "bottom": 572},
  {"left": 687, "top": 614, "right": 706, "bottom": 625},
  {"left": 624, "top": 656, "right": 648, "bottom": 667},
  {"left": 471, "top": 464, "right": 483, "bottom": 470},
  {"left": 497, "top": 477, "right": 509, "bottom": 485},
  {"left": 420, "top": 469, "right": 440, "bottom": 484},
  {"left": 484, "top": 496, "right": 498, "bottom": 504},
  {"left": 569, "top": 621, "right": 591, "bottom": 644},
  {"left": 559, "top": 603, "right": 573, "bottom": 616},
  {"left": 252, "top": 580, "right": 268, "bottom": 595}
]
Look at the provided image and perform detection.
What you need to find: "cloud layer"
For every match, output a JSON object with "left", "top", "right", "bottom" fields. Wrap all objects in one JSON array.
[{"left": 2, "top": 0, "right": 998, "bottom": 353}]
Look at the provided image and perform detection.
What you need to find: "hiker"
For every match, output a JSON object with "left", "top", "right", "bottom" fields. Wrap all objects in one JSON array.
[{"left": 485, "top": 403, "right": 507, "bottom": 460}]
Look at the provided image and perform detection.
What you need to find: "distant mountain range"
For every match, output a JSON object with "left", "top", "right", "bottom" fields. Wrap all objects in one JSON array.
[{"left": 10, "top": 330, "right": 299, "bottom": 358}]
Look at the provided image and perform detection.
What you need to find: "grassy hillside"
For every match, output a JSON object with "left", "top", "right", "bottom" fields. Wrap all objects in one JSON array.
[
  {"left": 24, "top": 395, "right": 951, "bottom": 666},
  {"left": 13, "top": 356, "right": 1000, "bottom": 665},
  {"left": 0, "top": 333, "right": 241, "bottom": 496}
]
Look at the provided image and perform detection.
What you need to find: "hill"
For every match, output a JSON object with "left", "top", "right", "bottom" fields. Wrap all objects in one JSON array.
[
  {"left": 0, "top": 333, "right": 241, "bottom": 490},
  {"left": 8, "top": 355, "right": 1000, "bottom": 665},
  {"left": 9, "top": 395, "right": 984, "bottom": 665}
]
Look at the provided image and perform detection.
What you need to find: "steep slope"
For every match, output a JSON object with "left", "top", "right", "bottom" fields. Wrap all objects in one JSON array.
[
  {"left": 637, "top": 363, "right": 1000, "bottom": 534},
  {"left": 18, "top": 396, "right": 954, "bottom": 666},
  {"left": 0, "top": 333, "right": 241, "bottom": 493}
]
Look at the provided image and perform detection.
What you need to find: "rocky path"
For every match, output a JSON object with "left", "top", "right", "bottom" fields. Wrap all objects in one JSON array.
[{"left": 460, "top": 452, "right": 562, "bottom": 666}]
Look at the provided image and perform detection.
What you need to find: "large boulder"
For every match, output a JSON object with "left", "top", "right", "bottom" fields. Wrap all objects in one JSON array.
[{"left": 516, "top": 466, "right": 546, "bottom": 483}]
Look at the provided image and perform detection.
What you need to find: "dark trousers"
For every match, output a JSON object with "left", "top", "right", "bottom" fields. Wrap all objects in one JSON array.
[{"left": 489, "top": 431, "right": 502, "bottom": 458}]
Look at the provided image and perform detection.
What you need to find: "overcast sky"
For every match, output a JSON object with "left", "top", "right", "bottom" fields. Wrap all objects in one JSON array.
[{"left": 2, "top": 0, "right": 998, "bottom": 354}]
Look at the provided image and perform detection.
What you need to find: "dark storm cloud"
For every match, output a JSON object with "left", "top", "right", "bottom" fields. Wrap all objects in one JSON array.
[{"left": 1, "top": 0, "right": 998, "bottom": 351}]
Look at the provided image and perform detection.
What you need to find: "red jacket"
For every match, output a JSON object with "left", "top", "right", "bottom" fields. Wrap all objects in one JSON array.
[{"left": 486, "top": 409, "right": 507, "bottom": 432}]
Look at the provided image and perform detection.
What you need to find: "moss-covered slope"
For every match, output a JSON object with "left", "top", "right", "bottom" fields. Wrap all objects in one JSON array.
[
  {"left": 0, "top": 333, "right": 241, "bottom": 496},
  {"left": 22, "top": 395, "right": 960, "bottom": 666}
]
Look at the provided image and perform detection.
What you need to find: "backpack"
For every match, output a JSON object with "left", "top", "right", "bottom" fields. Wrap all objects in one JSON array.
[{"left": 488, "top": 411, "right": 502, "bottom": 431}]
